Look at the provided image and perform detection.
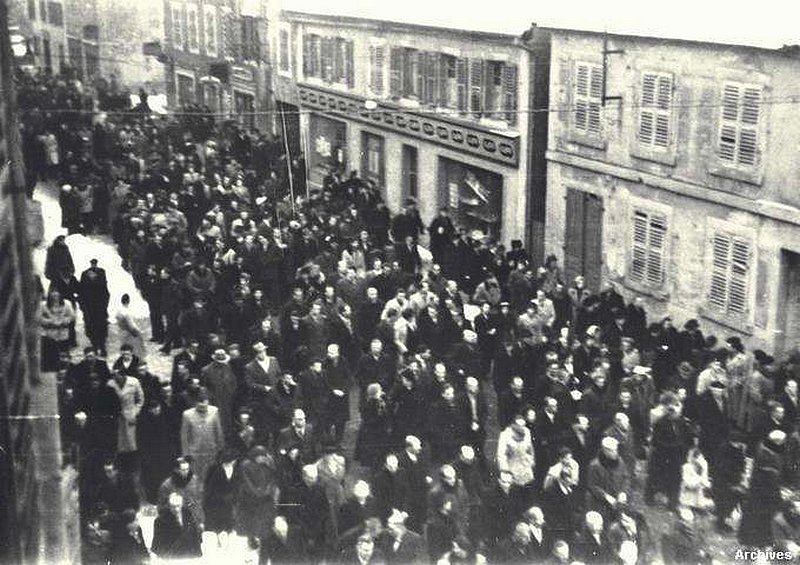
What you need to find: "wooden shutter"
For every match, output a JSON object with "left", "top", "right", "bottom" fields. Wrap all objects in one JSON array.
[
  {"left": 647, "top": 214, "right": 666, "bottom": 285},
  {"left": 709, "top": 233, "right": 731, "bottom": 310},
  {"left": 588, "top": 66, "right": 602, "bottom": 135},
  {"left": 345, "top": 41, "right": 354, "bottom": 88},
  {"left": 470, "top": 59, "right": 484, "bottom": 116},
  {"left": 639, "top": 73, "right": 672, "bottom": 148},
  {"left": 369, "top": 45, "right": 384, "bottom": 96},
  {"left": 389, "top": 47, "right": 403, "bottom": 96},
  {"left": 456, "top": 58, "right": 468, "bottom": 112},
  {"left": 738, "top": 87, "right": 761, "bottom": 165},
  {"left": 503, "top": 64, "right": 518, "bottom": 124},
  {"left": 709, "top": 232, "right": 751, "bottom": 315},
  {"left": 729, "top": 237, "right": 750, "bottom": 314},
  {"left": 321, "top": 37, "right": 334, "bottom": 82},
  {"left": 631, "top": 211, "right": 649, "bottom": 282},
  {"left": 439, "top": 55, "right": 451, "bottom": 107},
  {"left": 423, "top": 52, "right": 438, "bottom": 105},
  {"left": 415, "top": 51, "right": 424, "bottom": 98},
  {"left": 719, "top": 83, "right": 761, "bottom": 166},
  {"left": 302, "top": 34, "right": 311, "bottom": 76}
]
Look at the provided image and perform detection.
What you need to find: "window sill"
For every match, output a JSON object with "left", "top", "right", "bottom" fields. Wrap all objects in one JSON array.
[
  {"left": 278, "top": 69, "right": 292, "bottom": 79},
  {"left": 698, "top": 305, "right": 753, "bottom": 335},
  {"left": 707, "top": 163, "right": 763, "bottom": 187},
  {"left": 613, "top": 274, "right": 670, "bottom": 302},
  {"left": 566, "top": 131, "right": 607, "bottom": 151},
  {"left": 479, "top": 117, "right": 509, "bottom": 130},
  {"left": 397, "top": 97, "right": 421, "bottom": 109},
  {"left": 630, "top": 146, "right": 677, "bottom": 167}
]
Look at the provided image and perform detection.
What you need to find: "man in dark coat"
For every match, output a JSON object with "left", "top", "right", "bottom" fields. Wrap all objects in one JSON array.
[
  {"left": 645, "top": 395, "right": 694, "bottom": 510},
  {"left": 78, "top": 258, "right": 110, "bottom": 355},
  {"left": 276, "top": 409, "right": 320, "bottom": 486},
  {"left": 281, "top": 464, "right": 334, "bottom": 561},
  {"left": 389, "top": 371, "right": 427, "bottom": 448},
  {"left": 428, "top": 208, "right": 456, "bottom": 268},
  {"left": 397, "top": 435, "right": 429, "bottom": 533},
  {"left": 323, "top": 343, "right": 350, "bottom": 445},
  {"left": 479, "top": 471, "right": 516, "bottom": 550},
  {"left": 377, "top": 509, "right": 427, "bottom": 565},
  {"left": 427, "top": 384, "right": 469, "bottom": 464},
  {"left": 151, "top": 492, "right": 203, "bottom": 559}
]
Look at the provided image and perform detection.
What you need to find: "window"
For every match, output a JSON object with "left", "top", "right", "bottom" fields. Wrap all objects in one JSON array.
[
  {"left": 422, "top": 52, "right": 438, "bottom": 106},
  {"left": 186, "top": 3, "right": 199, "bottom": 53},
  {"left": 240, "top": 16, "right": 259, "bottom": 61},
  {"left": 639, "top": 72, "right": 672, "bottom": 148},
  {"left": 630, "top": 210, "right": 667, "bottom": 287},
  {"left": 171, "top": 2, "right": 184, "bottom": 50},
  {"left": 708, "top": 231, "right": 751, "bottom": 317},
  {"left": 718, "top": 82, "right": 762, "bottom": 167},
  {"left": 403, "top": 48, "right": 421, "bottom": 98},
  {"left": 47, "top": 2, "right": 63, "bottom": 26},
  {"left": 278, "top": 29, "right": 289, "bottom": 72},
  {"left": 39, "top": 0, "right": 46, "bottom": 21},
  {"left": 440, "top": 54, "right": 457, "bottom": 108},
  {"left": 302, "top": 33, "right": 320, "bottom": 78},
  {"left": 27, "top": 0, "right": 35, "bottom": 20},
  {"left": 204, "top": 5, "right": 217, "bottom": 57},
  {"left": 456, "top": 58, "right": 468, "bottom": 112},
  {"left": 320, "top": 37, "right": 334, "bottom": 82},
  {"left": 574, "top": 62, "right": 603, "bottom": 135},
  {"left": 469, "top": 59, "right": 484, "bottom": 117},
  {"left": 369, "top": 44, "right": 385, "bottom": 96}
]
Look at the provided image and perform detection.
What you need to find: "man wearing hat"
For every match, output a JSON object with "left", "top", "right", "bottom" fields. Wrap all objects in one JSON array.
[
  {"left": 245, "top": 341, "right": 281, "bottom": 439},
  {"left": 201, "top": 348, "right": 237, "bottom": 440},
  {"left": 645, "top": 393, "right": 694, "bottom": 511},
  {"left": 586, "top": 437, "right": 630, "bottom": 519},
  {"left": 428, "top": 207, "right": 456, "bottom": 267}
]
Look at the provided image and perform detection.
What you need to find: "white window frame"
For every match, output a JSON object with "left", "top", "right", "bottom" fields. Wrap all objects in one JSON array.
[
  {"left": 573, "top": 61, "right": 603, "bottom": 137},
  {"left": 717, "top": 81, "right": 763, "bottom": 168},
  {"left": 186, "top": 3, "right": 199, "bottom": 54},
  {"left": 638, "top": 71, "right": 673, "bottom": 150},
  {"left": 203, "top": 4, "right": 217, "bottom": 58},
  {"left": 277, "top": 22, "right": 291, "bottom": 77},
  {"left": 704, "top": 219, "right": 756, "bottom": 324},
  {"left": 170, "top": 1, "right": 184, "bottom": 51}
]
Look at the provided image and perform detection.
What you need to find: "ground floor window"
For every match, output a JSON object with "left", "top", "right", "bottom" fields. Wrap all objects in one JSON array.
[
  {"left": 176, "top": 73, "right": 195, "bottom": 107},
  {"left": 361, "top": 131, "right": 385, "bottom": 194},
  {"left": 438, "top": 157, "right": 503, "bottom": 240},
  {"left": 233, "top": 90, "right": 255, "bottom": 130},
  {"left": 308, "top": 114, "right": 347, "bottom": 185}
]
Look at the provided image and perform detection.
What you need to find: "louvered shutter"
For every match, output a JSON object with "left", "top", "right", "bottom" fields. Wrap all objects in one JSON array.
[
  {"left": 709, "top": 233, "right": 731, "bottom": 310},
  {"left": 302, "top": 34, "right": 311, "bottom": 77},
  {"left": 631, "top": 211, "right": 649, "bottom": 282},
  {"left": 369, "top": 45, "right": 384, "bottom": 96},
  {"left": 738, "top": 88, "right": 761, "bottom": 165},
  {"left": 439, "top": 55, "right": 450, "bottom": 106},
  {"left": 424, "top": 52, "right": 438, "bottom": 106},
  {"left": 647, "top": 215, "right": 666, "bottom": 285},
  {"left": 345, "top": 41, "right": 354, "bottom": 88},
  {"left": 456, "top": 58, "right": 468, "bottom": 112},
  {"left": 414, "top": 51, "right": 424, "bottom": 98},
  {"left": 389, "top": 47, "right": 402, "bottom": 96},
  {"left": 719, "top": 83, "right": 762, "bottom": 166},
  {"left": 470, "top": 59, "right": 484, "bottom": 116},
  {"left": 588, "top": 66, "right": 603, "bottom": 135},
  {"left": 321, "top": 37, "right": 334, "bottom": 82},
  {"left": 502, "top": 64, "right": 518, "bottom": 125},
  {"left": 728, "top": 237, "right": 750, "bottom": 314}
]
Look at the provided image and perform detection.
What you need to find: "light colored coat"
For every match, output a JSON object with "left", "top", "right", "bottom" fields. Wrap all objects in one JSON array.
[
  {"left": 181, "top": 406, "right": 224, "bottom": 484},
  {"left": 496, "top": 426, "right": 535, "bottom": 487},
  {"left": 108, "top": 376, "right": 144, "bottom": 453}
]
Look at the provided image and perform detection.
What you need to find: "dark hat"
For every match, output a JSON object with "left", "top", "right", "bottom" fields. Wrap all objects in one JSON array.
[
  {"left": 683, "top": 319, "right": 700, "bottom": 330},
  {"left": 726, "top": 336, "right": 744, "bottom": 352},
  {"left": 753, "top": 349, "right": 775, "bottom": 366},
  {"left": 709, "top": 380, "right": 727, "bottom": 390}
]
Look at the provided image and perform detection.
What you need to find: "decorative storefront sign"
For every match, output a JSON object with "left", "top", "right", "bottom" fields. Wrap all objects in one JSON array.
[{"left": 297, "top": 84, "right": 520, "bottom": 168}]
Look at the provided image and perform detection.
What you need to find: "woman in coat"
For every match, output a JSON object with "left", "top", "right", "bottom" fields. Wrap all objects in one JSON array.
[
  {"left": 40, "top": 288, "right": 76, "bottom": 370},
  {"left": 355, "top": 383, "right": 390, "bottom": 470},
  {"left": 107, "top": 370, "right": 144, "bottom": 472},
  {"left": 496, "top": 416, "right": 535, "bottom": 489},
  {"left": 235, "top": 445, "right": 280, "bottom": 541},
  {"left": 203, "top": 448, "right": 239, "bottom": 542},
  {"left": 116, "top": 293, "right": 146, "bottom": 361}
]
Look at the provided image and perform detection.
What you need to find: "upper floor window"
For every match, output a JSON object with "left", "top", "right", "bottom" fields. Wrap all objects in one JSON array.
[
  {"left": 333, "top": 38, "right": 354, "bottom": 87},
  {"left": 469, "top": 59, "right": 484, "bottom": 117},
  {"left": 708, "top": 230, "right": 751, "bottom": 318},
  {"left": 638, "top": 72, "right": 672, "bottom": 149},
  {"left": 630, "top": 209, "right": 667, "bottom": 287},
  {"left": 302, "top": 33, "right": 352, "bottom": 87},
  {"left": 47, "top": 2, "right": 63, "bottom": 27},
  {"left": 718, "top": 82, "right": 762, "bottom": 167},
  {"left": 186, "top": 4, "right": 199, "bottom": 54},
  {"left": 279, "top": 28, "right": 290, "bottom": 72},
  {"left": 203, "top": 5, "right": 217, "bottom": 57},
  {"left": 27, "top": 0, "right": 35, "bottom": 21},
  {"left": 574, "top": 62, "right": 603, "bottom": 136},
  {"left": 171, "top": 2, "right": 184, "bottom": 51}
]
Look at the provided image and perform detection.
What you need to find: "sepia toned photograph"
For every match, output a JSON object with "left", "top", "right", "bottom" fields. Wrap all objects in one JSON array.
[{"left": 0, "top": 0, "right": 798, "bottom": 563}]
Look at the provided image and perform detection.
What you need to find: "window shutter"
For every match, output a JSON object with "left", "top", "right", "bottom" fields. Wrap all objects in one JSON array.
[
  {"left": 647, "top": 215, "right": 666, "bottom": 285},
  {"left": 345, "top": 41, "right": 354, "bottom": 88},
  {"left": 439, "top": 54, "right": 450, "bottom": 106},
  {"left": 728, "top": 237, "right": 750, "bottom": 314},
  {"left": 503, "top": 64, "right": 518, "bottom": 124},
  {"left": 302, "top": 34, "right": 311, "bottom": 76},
  {"left": 414, "top": 50, "right": 424, "bottom": 98},
  {"left": 424, "top": 52, "right": 438, "bottom": 106},
  {"left": 631, "top": 211, "right": 649, "bottom": 282},
  {"left": 588, "top": 66, "right": 603, "bottom": 135},
  {"left": 718, "top": 83, "right": 762, "bottom": 167},
  {"left": 369, "top": 45, "right": 384, "bottom": 96},
  {"left": 470, "top": 59, "right": 484, "bottom": 116},
  {"left": 709, "top": 233, "right": 731, "bottom": 310},
  {"left": 575, "top": 64, "right": 589, "bottom": 131},
  {"left": 721, "top": 84, "right": 740, "bottom": 121},
  {"left": 321, "top": 37, "right": 334, "bottom": 82},
  {"left": 456, "top": 58, "right": 468, "bottom": 112},
  {"left": 389, "top": 47, "right": 403, "bottom": 96}
]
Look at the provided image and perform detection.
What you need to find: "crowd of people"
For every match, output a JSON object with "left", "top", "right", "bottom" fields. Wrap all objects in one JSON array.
[{"left": 27, "top": 67, "right": 800, "bottom": 564}]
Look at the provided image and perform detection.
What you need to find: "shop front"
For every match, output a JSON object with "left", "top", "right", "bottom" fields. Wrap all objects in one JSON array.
[
  {"left": 438, "top": 157, "right": 503, "bottom": 239},
  {"left": 308, "top": 114, "right": 347, "bottom": 186}
]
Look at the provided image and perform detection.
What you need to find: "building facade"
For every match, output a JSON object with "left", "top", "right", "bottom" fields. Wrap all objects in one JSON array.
[
  {"left": 9, "top": 0, "right": 68, "bottom": 74},
  {"left": 163, "top": 0, "right": 270, "bottom": 130},
  {"left": 545, "top": 29, "right": 800, "bottom": 352},
  {"left": 270, "top": 12, "right": 551, "bottom": 249}
]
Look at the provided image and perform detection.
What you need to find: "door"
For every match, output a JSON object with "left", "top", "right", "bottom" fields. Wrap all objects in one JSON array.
[
  {"left": 777, "top": 250, "right": 800, "bottom": 354},
  {"left": 401, "top": 144, "right": 418, "bottom": 200},
  {"left": 361, "top": 132, "right": 385, "bottom": 194},
  {"left": 564, "top": 188, "right": 604, "bottom": 291},
  {"left": 234, "top": 91, "right": 255, "bottom": 130}
]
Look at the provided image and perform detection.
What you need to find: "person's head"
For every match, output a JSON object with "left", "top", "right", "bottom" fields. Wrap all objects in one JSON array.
[
  {"left": 526, "top": 506, "right": 545, "bottom": 528},
  {"left": 769, "top": 401, "right": 785, "bottom": 422},
  {"left": 441, "top": 383, "right": 455, "bottom": 403},
  {"left": 544, "top": 396, "right": 558, "bottom": 416},
  {"left": 175, "top": 457, "right": 191, "bottom": 479},
  {"left": 440, "top": 464, "right": 457, "bottom": 487},
  {"left": 301, "top": 464, "right": 318, "bottom": 486},
  {"left": 614, "top": 412, "right": 630, "bottom": 431},
  {"left": 511, "top": 415, "right": 527, "bottom": 435},
  {"left": 273, "top": 515, "right": 289, "bottom": 538},
  {"left": 552, "top": 540, "right": 570, "bottom": 562},
  {"left": 120, "top": 344, "right": 133, "bottom": 361},
  {"left": 102, "top": 459, "right": 118, "bottom": 481},
  {"left": 168, "top": 492, "right": 184, "bottom": 514},
  {"left": 601, "top": 436, "right": 619, "bottom": 460},
  {"left": 619, "top": 389, "right": 632, "bottom": 406},
  {"left": 386, "top": 509, "right": 408, "bottom": 538},
  {"left": 511, "top": 376, "right": 524, "bottom": 394},
  {"left": 466, "top": 376, "right": 479, "bottom": 395},
  {"left": 586, "top": 510, "right": 604, "bottom": 534},
  {"left": 326, "top": 343, "right": 340, "bottom": 360},
  {"left": 353, "top": 480, "right": 371, "bottom": 503},
  {"left": 405, "top": 435, "right": 422, "bottom": 455},
  {"left": 112, "top": 369, "right": 125, "bottom": 386},
  {"left": 787, "top": 379, "right": 798, "bottom": 396},
  {"left": 590, "top": 367, "right": 607, "bottom": 389},
  {"left": 511, "top": 521, "right": 531, "bottom": 545},
  {"left": 498, "top": 470, "right": 513, "bottom": 492},
  {"left": 385, "top": 453, "right": 399, "bottom": 473},
  {"left": 83, "top": 346, "right": 95, "bottom": 361},
  {"left": 366, "top": 382, "right": 383, "bottom": 400},
  {"left": 574, "top": 414, "right": 590, "bottom": 433},
  {"left": 369, "top": 338, "right": 383, "bottom": 356},
  {"left": 292, "top": 408, "right": 306, "bottom": 428}
]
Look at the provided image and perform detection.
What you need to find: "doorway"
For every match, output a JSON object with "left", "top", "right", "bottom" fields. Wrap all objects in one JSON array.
[
  {"left": 777, "top": 250, "right": 800, "bottom": 354},
  {"left": 564, "top": 188, "right": 604, "bottom": 291}
]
